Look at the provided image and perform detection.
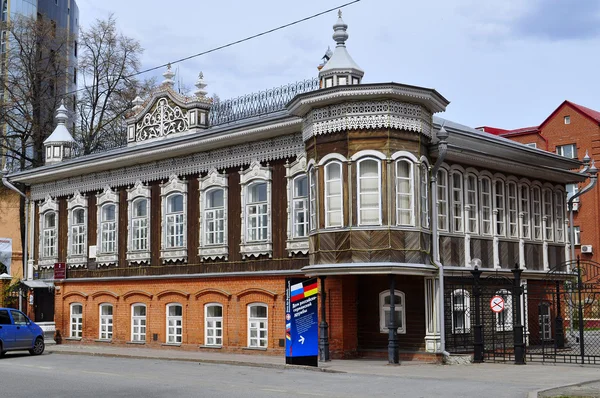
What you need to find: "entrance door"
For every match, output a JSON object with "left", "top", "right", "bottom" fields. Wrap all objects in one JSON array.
[
  {"left": 538, "top": 303, "right": 551, "bottom": 341},
  {"left": 34, "top": 289, "right": 55, "bottom": 322}
]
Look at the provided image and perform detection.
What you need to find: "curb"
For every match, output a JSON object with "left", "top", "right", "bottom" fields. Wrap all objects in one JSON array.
[
  {"left": 527, "top": 378, "right": 600, "bottom": 398},
  {"left": 46, "top": 350, "right": 345, "bottom": 374}
]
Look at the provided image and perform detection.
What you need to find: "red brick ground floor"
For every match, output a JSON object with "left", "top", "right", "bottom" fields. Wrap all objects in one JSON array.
[{"left": 51, "top": 273, "right": 440, "bottom": 360}]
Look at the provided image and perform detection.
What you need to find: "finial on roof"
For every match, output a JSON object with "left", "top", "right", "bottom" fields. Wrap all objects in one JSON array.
[
  {"left": 332, "top": 10, "right": 349, "bottom": 47},
  {"left": 162, "top": 63, "right": 175, "bottom": 87},
  {"left": 195, "top": 71, "right": 208, "bottom": 98},
  {"left": 56, "top": 99, "right": 68, "bottom": 124},
  {"left": 132, "top": 96, "right": 144, "bottom": 113}
]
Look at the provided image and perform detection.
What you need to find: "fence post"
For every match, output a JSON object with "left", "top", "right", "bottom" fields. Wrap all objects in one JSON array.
[
  {"left": 388, "top": 274, "right": 399, "bottom": 364},
  {"left": 319, "top": 276, "right": 330, "bottom": 362},
  {"left": 470, "top": 266, "right": 483, "bottom": 363},
  {"left": 511, "top": 264, "right": 525, "bottom": 365},
  {"left": 577, "top": 258, "right": 585, "bottom": 364},
  {"left": 555, "top": 280, "right": 564, "bottom": 349}
]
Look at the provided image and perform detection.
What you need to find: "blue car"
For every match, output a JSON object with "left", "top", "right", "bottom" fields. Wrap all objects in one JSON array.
[{"left": 0, "top": 308, "right": 45, "bottom": 357}]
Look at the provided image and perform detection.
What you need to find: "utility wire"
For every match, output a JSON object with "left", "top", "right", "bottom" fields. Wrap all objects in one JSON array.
[{"left": 0, "top": 0, "right": 361, "bottom": 113}]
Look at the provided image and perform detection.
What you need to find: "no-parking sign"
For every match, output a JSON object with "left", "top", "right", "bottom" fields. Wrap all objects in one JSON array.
[{"left": 490, "top": 295, "right": 505, "bottom": 313}]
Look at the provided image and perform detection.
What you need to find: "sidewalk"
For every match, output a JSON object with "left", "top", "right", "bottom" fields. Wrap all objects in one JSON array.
[{"left": 46, "top": 344, "right": 600, "bottom": 397}]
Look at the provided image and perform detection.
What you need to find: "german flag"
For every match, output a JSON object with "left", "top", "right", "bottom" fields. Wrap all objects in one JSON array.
[{"left": 291, "top": 279, "right": 318, "bottom": 302}]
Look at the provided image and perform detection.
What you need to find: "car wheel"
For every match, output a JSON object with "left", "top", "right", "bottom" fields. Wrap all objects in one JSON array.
[{"left": 29, "top": 337, "right": 45, "bottom": 356}]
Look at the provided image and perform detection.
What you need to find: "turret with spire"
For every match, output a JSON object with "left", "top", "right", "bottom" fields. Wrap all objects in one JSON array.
[
  {"left": 43, "top": 101, "right": 75, "bottom": 165},
  {"left": 318, "top": 10, "right": 364, "bottom": 88}
]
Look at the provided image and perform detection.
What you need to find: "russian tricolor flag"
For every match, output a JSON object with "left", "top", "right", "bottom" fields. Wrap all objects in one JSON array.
[{"left": 291, "top": 280, "right": 318, "bottom": 302}]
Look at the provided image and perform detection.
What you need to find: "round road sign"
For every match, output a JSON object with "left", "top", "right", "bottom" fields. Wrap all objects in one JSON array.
[{"left": 490, "top": 295, "right": 505, "bottom": 313}]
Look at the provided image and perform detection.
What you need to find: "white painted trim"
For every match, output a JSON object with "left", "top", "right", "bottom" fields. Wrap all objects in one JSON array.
[
  {"left": 350, "top": 149, "right": 386, "bottom": 161},
  {"left": 391, "top": 150, "right": 419, "bottom": 162},
  {"left": 199, "top": 169, "right": 229, "bottom": 261},
  {"left": 318, "top": 152, "right": 347, "bottom": 166},
  {"left": 96, "top": 186, "right": 119, "bottom": 266},
  {"left": 161, "top": 175, "right": 188, "bottom": 263},
  {"left": 356, "top": 157, "right": 382, "bottom": 226},
  {"left": 127, "top": 181, "right": 151, "bottom": 265},
  {"left": 324, "top": 161, "right": 344, "bottom": 228},
  {"left": 379, "top": 290, "right": 406, "bottom": 334}
]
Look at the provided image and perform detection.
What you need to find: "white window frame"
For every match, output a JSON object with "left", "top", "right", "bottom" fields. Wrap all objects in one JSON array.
[
  {"left": 247, "top": 303, "right": 268, "bottom": 348},
  {"left": 543, "top": 187, "right": 554, "bottom": 241},
  {"left": 566, "top": 183, "right": 579, "bottom": 202},
  {"left": 285, "top": 156, "right": 309, "bottom": 255},
  {"left": 519, "top": 183, "right": 531, "bottom": 239},
  {"left": 450, "top": 170, "right": 464, "bottom": 233},
  {"left": 420, "top": 162, "right": 430, "bottom": 229},
  {"left": 160, "top": 175, "right": 188, "bottom": 263},
  {"left": 205, "top": 303, "right": 223, "bottom": 347},
  {"left": 308, "top": 165, "right": 318, "bottom": 232},
  {"left": 324, "top": 161, "right": 344, "bottom": 228},
  {"left": 166, "top": 303, "right": 183, "bottom": 344},
  {"left": 396, "top": 159, "right": 414, "bottom": 226},
  {"left": 555, "top": 189, "right": 565, "bottom": 242},
  {"left": 437, "top": 168, "right": 449, "bottom": 232},
  {"left": 67, "top": 191, "right": 87, "bottom": 268},
  {"left": 127, "top": 181, "right": 151, "bottom": 265},
  {"left": 239, "top": 161, "right": 272, "bottom": 259},
  {"left": 571, "top": 226, "right": 581, "bottom": 246},
  {"left": 379, "top": 290, "right": 406, "bottom": 334},
  {"left": 38, "top": 195, "right": 59, "bottom": 268},
  {"left": 451, "top": 289, "right": 471, "bottom": 334},
  {"left": 532, "top": 185, "right": 542, "bottom": 241},
  {"left": 131, "top": 304, "right": 146, "bottom": 342},
  {"left": 495, "top": 290, "right": 513, "bottom": 332},
  {"left": 99, "top": 303, "right": 113, "bottom": 340},
  {"left": 199, "top": 168, "right": 229, "bottom": 261},
  {"left": 494, "top": 178, "right": 506, "bottom": 237},
  {"left": 357, "top": 157, "right": 382, "bottom": 226},
  {"left": 70, "top": 303, "right": 83, "bottom": 338},
  {"left": 480, "top": 176, "right": 492, "bottom": 236},
  {"left": 556, "top": 143, "right": 577, "bottom": 159},
  {"left": 507, "top": 181, "right": 518, "bottom": 238},
  {"left": 96, "top": 186, "right": 119, "bottom": 266},
  {"left": 564, "top": 116, "right": 570, "bottom": 125},
  {"left": 465, "top": 173, "right": 478, "bottom": 234}
]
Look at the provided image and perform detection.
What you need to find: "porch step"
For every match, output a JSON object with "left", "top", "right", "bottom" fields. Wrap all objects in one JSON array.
[{"left": 443, "top": 354, "right": 472, "bottom": 365}]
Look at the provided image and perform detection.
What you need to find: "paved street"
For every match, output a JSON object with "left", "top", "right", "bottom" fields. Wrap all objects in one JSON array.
[{"left": 0, "top": 352, "right": 599, "bottom": 398}]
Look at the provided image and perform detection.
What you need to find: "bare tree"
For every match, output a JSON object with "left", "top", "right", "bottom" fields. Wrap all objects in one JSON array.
[
  {"left": 0, "top": 15, "right": 72, "bottom": 170},
  {"left": 76, "top": 15, "right": 153, "bottom": 154}
]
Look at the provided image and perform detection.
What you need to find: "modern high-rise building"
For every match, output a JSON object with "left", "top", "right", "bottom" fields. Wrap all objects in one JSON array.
[{"left": 0, "top": 0, "right": 79, "bottom": 170}]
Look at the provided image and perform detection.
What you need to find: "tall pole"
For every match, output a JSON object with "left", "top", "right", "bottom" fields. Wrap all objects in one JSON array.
[
  {"left": 577, "top": 258, "right": 585, "bottom": 364},
  {"left": 318, "top": 275, "right": 330, "bottom": 362},
  {"left": 511, "top": 264, "right": 525, "bottom": 365},
  {"left": 388, "top": 274, "right": 399, "bottom": 364},
  {"left": 470, "top": 266, "right": 483, "bottom": 363}
]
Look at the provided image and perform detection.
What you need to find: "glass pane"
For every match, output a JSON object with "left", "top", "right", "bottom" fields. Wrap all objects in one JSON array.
[
  {"left": 327, "top": 163, "right": 340, "bottom": 180},
  {"left": 72, "top": 304, "right": 82, "bottom": 315},
  {"left": 360, "top": 159, "right": 378, "bottom": 178},
  {"left": 133, "top": 305, "right": 146, "bottom": 316},
  {"left": 207, "top": 305, "right": 222, "bottom": 317},
  {"left": 101, "top": 305, "right": 113, "bottom": 315},
  {"left": 250, "top": 305, "right": 267, "bottom": 318},
  {"left": 168, "top": 194, "right": 184, "bottom": 213},
  {"left": 294, "top": 176, "right": 308, "bottom": 198},
  {"left": 207, "top": 189, "right": 224, "bottom": 208},
  {"left": 74, "top": 209, "right": 85, "bottom": 224},
  {"left": 169, "top": 305, "right": 182, "bottom": 316},
  {"left": 45, "top": 212, "right": 56, "bottom": 228},
  {"left": 249, "top": 183, "right": 267, "bottom": 203},
  {"left": 134, "top": 199, "right": 147, "bottom": 217}
]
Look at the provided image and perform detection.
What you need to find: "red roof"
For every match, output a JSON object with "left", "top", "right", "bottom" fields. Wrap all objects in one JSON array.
[
  {"left": 476, "top": 126, "right": 509, "bottom": 135},
  {"left": 477, "top": 125, "right": 539, "bottom": 137},
  {"left": 566, "top": 101, "right": 600, "bottom": 124}
]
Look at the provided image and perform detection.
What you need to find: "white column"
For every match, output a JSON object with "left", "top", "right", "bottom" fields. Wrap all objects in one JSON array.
[
  {"left": 542, "top": 216, "right": 549, "bottom": 271},
  {"left": 424, "top": 277, "right": 441, "bottom": 353},
  {"left": 492, "top": 209, "right": 500, "bottom": 269},
  {"left": 464, "top": 205, "right": 471, "bottom": 267},
  {"left": 27, "top": 202, "right": 35, "bottom": 280},
  {"left": 518, "top": 212, "right": 526, "bottom": 269},
  {"left": 521, "top": 278, "right": 529, "bottom": 346}
]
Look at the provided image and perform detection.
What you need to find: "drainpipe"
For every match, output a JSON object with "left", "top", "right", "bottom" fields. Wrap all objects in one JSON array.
[
  {"left": 568, "top": 159, "right": 597, "bottom": 262},
  {"left": 430, "top": 125, "right": 449, "bottom": 357},
  {"left": 0, "top": 168, "right": 30, "bottom": 282}
]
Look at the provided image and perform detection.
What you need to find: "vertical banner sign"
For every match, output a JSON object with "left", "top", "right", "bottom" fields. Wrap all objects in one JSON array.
[
  {"left": 0, "top": 238, "right": 12, "bottom": 274},
  {"left": 285, "top": 277, "right": 319, "bottom": 367}
]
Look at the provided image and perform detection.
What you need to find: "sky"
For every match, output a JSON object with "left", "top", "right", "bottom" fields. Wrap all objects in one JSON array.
[{"left": 77, "top": 0, "right": 600, "bottom": 130}]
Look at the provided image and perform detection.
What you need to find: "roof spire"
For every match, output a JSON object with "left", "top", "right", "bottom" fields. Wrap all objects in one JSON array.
[
  {"left": 194, "top": 71, "right": 208, "bottom": 98},
  {"left": 332, "top": 10, "right": 348, "bottom": 47},
  {"left": 162, "top": 63, "right": 175, "bottom": 87}
]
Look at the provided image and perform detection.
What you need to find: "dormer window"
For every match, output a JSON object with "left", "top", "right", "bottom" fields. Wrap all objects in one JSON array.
[
  {"left": 338, "top": 76, "right": 347, "bottom": 85},
  {"left": 325, "top": 77, "right": 333, "bottom": 88}
]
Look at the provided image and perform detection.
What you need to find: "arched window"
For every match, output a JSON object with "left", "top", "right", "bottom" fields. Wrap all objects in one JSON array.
[
  {"left": 325, "top": 162, "right": 343, "bottom": 227},
  {"left": 99, "top": 303, "right": 113, "bottom": 340},
  {"left": 437, "top": 169, "right": 449, "bottom": 232},
  {"left": 519, "top": 185, "right": 531, "bottom": 239},
  {"left": 451, "top": 171, "right": 463, "bottom": 233},
  {"left": 357, "top": 158, "right": 381, "bottom": 225},
  {"left": 131, "top": 304, "right": 146, "bottom": 342},
  {"left": 379, "top": 290, "right": 406, "bottom": 334},
  {"left": 292, "top": 175, "right": 308, "bottom": 237},
  {"left": 420, "top": 163, "right": 429, "bottom": 229},
  {"left": 248, "top": 303, "right": 268, "bottom": 348},
  {"left": 71, "top": 208, "right": 86, "bottom": 255},
  {"left": 532, "top": 186, "right": 542, "bottom": 241},
  {"left": 480, "top": 177, "right": 492, "bottom": 236},
  {"left": 494, "top": 180, "right": 506, "bottom": 236},
  {"left": 452, "top": 290, "right": 471, "bottom": 334},
  {"left": 465, "top": 173, "right": 478, "bottom": 234},
  {"left": 309, "top": 167, "right": 318, "bottom": 231},
  {"left": 132, "top": 198, "right": 149, "bottom": 251},
  {"left": 539, "top": 302, "right": 551, "bottom": 341},
  {"left": 555, "top": 190, "right": 565, "bottom": 242},
  {"left": 543, "top": 188, "right": 554, "bottom": 241},
  {"left": 205, "top": 303, "right": 223, "bottom": 346},
  {"left": 100, "top": 204, "right": 117, "bottom": 253},
  {"left": 96, "top": 187, "right": 119, "bottom": 265},
  {"left": 166, "top": 193, "right": 185, "bottom": 248},
  {"left": 239, "top": 161, "right": 272, "bottom": 259},
  {"left": 247, "top": 182, "right": 268, "bottom": 241},
  {"left": 507, "top": 182, "right": 518, "bottom": 238},
  {"left": 396, "top": 160, "right": 414, "bottom": 226},
  {"left": 42, "top": 211, "right": 57, "bottom": 258},
  {"left": 495, "top": 290, "right": 513, "bottom": 331},
  {"left": 70, "top": 303, "right": 83, "bottom": 338},
  {"left": 166, "top": 303, "right": 183, "bottom": 344},
  {"left": 205, "top": 188, "right": 226, "bottom": 245}
]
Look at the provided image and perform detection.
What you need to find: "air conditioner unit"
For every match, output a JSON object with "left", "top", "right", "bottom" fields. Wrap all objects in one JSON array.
[
  {"left": 581, "top": 245, "right": 593, "bottom": 254},
  {"left": 571, "top": 202, "right": 579, "bottom": 212}
]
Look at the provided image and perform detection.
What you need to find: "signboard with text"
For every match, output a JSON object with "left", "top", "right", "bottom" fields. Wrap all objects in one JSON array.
[
  {"left": 285, "top": 277, "right": 319, "bottom": 367},
  {"left": 54, "top": 262, "right": 66, "bottom": 280}
]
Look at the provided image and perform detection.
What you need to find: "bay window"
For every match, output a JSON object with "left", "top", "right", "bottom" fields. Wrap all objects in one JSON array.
[
  {"left": 325, "top": 162, "right": 343, "bottom": 227},
  {"left": 357, "top": 158, "right": 381, "bottom": 225},
  {"left": 451, "top": 171, "right": 463, "bottom": 233},
  {"left": 532, "top": 186, "right": 542, "bottom": 241},
  {"left": 494, "top": 180, "right": 506, "bottom": 236},
  {"left": 507, "top": 182, "right": 518, "bottom": 238},
  {"left": 309, "top": 167, "right": 317, "bottom": 231},
  {"left": 396, "top": 160, "right": 414, "bottom": 226},
  {"left": 465, "top": 174, "right": 478, "bottom": 234},
  {"left": 420, "top": 163, "right": 429, "bottom": 229},
  {"left": 480, "top": 177, "right": 492, "bottom": 236},
  {"left": 520, "top": 185, "right": 531, "bottom": 239},
  {"left": 437, "top": 169, "right": 449, "bottom": 232},
  {"left": 543, "top": 188, "right": 554, "bottom": 241}
]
